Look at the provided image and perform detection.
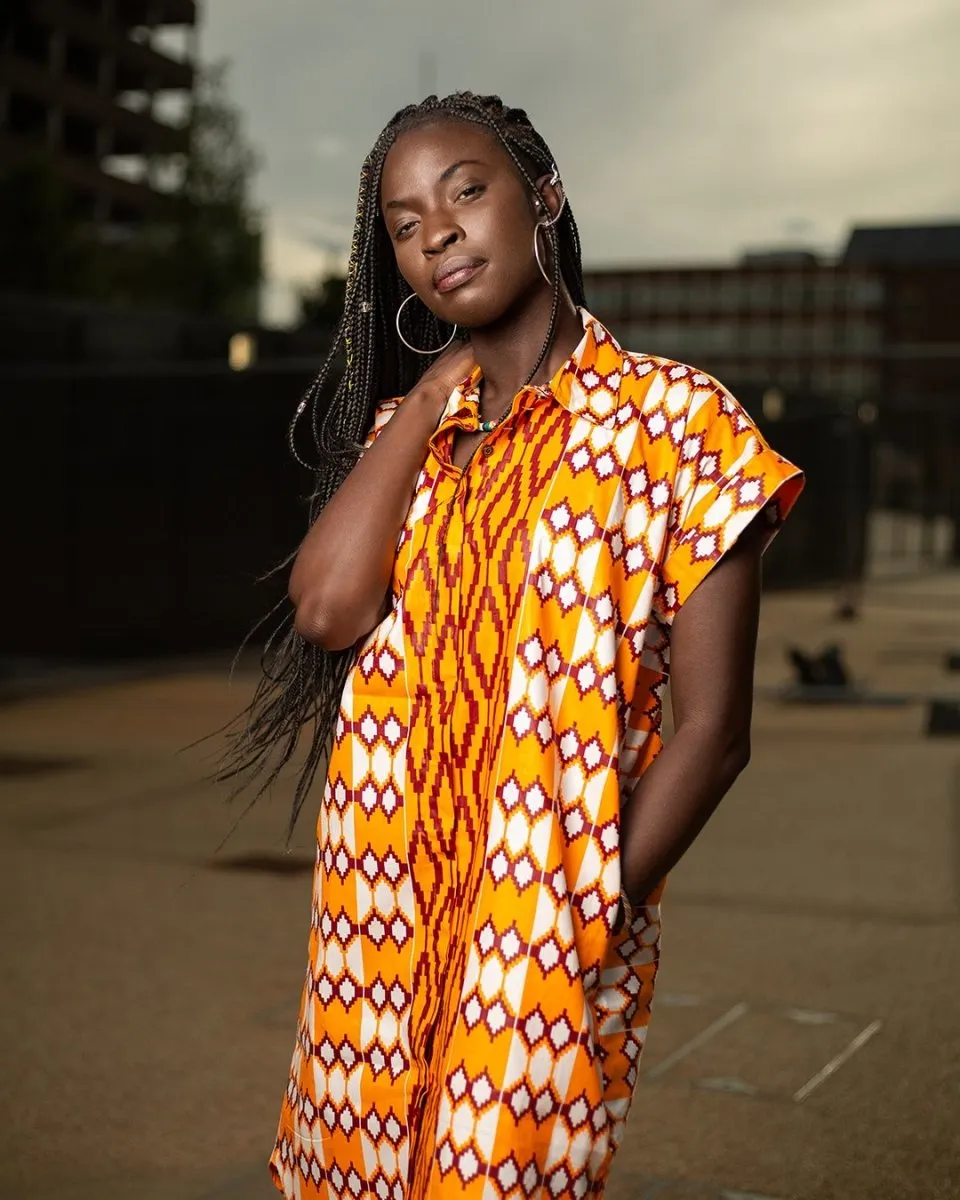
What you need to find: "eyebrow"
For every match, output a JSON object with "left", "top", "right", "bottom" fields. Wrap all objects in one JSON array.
[{"left": 384, "top": 159, "right": 486, "bottom": 210}]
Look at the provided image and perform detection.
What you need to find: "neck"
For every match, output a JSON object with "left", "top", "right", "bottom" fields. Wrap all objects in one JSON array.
[{"left": 468, "top": 285, "right": 583, "bottom": 415}]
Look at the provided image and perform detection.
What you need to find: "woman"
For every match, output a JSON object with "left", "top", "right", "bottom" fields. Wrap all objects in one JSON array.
[{"left": 229, "top": 92, "right": 803, "bottom": 1198}]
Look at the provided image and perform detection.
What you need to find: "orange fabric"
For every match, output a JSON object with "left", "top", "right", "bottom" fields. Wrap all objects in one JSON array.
[{"left": 270, "top": 312, "right": 803, "bottom": 1198}]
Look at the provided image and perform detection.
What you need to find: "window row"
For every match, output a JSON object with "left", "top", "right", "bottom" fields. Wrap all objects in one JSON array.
[
  {"left": 618, "top": 321, "right": 883, "bottom": 354},
  {"left": 719, "top": 362, "right": 879, "bottom": 397},
  {"left": 588, "top": 274, "right": 885, "bottom": 315}
]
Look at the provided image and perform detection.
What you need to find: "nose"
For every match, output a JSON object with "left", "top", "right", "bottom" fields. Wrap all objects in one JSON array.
[{"left": 421, "top": 215, "right": 461, "bottom": 256}]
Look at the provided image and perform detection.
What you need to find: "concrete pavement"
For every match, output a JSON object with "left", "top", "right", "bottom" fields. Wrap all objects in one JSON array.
[{"left": 2, "top": 575, "right": 959, "bottom": 1199}]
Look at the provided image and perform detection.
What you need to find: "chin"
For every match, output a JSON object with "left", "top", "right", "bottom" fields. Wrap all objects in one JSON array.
[{"left": 431, "top": 284, "right": 525, "bottom": 331}]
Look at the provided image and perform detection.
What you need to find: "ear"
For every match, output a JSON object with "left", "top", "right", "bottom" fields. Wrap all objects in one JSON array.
[{"left": 533, "top": 169, "right": 565, "bottom": 222}]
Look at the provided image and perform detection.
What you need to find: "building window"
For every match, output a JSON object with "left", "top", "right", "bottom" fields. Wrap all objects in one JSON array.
[
  {"left": 11, "top": 18, "right": 50, "bottom": 64},
  {"left": 619, "top": 322, "right": 648, "bottom": 349},
  {"left": 718, "top": 279, "right": 742, "bottom": 310},
  {"left": 64, "top": 35, "right": 102, "bottom": 87},
  {"left": 685, "top": 276, "right": 713, "bottom": 312},
  {"left": 642, "top": 322, "right": 738, "bottom": 356},
  {"left": 781, "top": 275, "right": 805, "bottom": 310},
  {"left": 840, "top": 364, "right": 865, "bottom": 396},
  {"left": 747, "top": 277, "right": 774, "bottom": 309},
  {"left": 744, "top": 322, "right": 775, "bottom": 352},
  {"left": 7, "top": 91, "right": 49, "bottom": 139},
  {"left": 62, "top": 112, "right": 99, "bottom": 157},
  {"left": 845, "top": 321, "right": 881, "bottom": 351},
  {"left": 626, "top": 279, "right": 656, "bottom": 311},
  {"left": 649, "top": 323, "right": 685, "bottom": 349},
  {"left": 586, "top": 279, "right": 626, "bottom": 317},
  {"left": 847, "top": 276, "right": 884, "bottom": 309},
  {"left": 654, "top": 282, "right": 681, "bottom": 311},
  {"left": 704, "top": 323, "right": 737, "bottom": 351},
  {"left": 779, "top": 322, "right": 803, "bottom": 352},
  {"left": 778, "top": 362, "right": 803, "bottom": 388}
]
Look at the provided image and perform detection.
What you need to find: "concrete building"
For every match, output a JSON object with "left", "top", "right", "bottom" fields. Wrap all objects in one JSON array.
[
  {"left": 583, "top": 223, "right": 960, "bottom": 420},
  {"left": 0, "top": 0, "right": 198, "bottom": 227},
  {"left": 583, "top": 223, "right": 960, "bottom": 577}
]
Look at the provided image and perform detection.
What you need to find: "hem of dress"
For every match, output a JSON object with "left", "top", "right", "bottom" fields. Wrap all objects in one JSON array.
[{"left": 267, "top": 1155, "right": 285, "bottom": 1197}]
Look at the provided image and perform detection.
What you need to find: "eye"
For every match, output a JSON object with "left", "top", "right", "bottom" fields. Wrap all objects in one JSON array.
[
  {"left": 394, "top": 219, "right": 418, "bottom": 241},
  {"left": 457, "top": 183, "right": 485, "bottom": 201}
]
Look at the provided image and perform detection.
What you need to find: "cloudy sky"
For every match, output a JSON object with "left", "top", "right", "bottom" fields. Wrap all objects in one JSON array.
[{"left": 198, "top": 0, "right": 959, "bottom": 325}]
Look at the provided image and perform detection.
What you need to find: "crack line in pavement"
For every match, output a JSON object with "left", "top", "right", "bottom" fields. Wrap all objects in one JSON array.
[
  {"left": 643, "top": 1002, "right": 749, "bottom": 1082},
  {"left": 792, "top": 1019, "right": 884, "bottom": 1103}
]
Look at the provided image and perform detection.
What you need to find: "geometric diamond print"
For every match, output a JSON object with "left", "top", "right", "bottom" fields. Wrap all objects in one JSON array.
[{"left": 269, "top": 309, "right": 803, "bottom": 1197}]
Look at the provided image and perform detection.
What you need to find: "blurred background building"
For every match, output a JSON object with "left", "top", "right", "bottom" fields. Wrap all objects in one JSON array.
[
  {"left": 3, "top": 9, "right": 957, "bottom": 1198},
  {"left": 584, "top": 223, "right": 960, "bottom": 594},
  {"left": 1, "top": 0, "right": 262, "bottom": 321},
  {"left": 0, "top": 0, "right": 306, "bottom": 660},
  {"left": 1, "top": 3, "right": 958, "bottom": 660},
  {"left": 584, "top": 223, "right": 959, "bottom": 424},
  {"left": 0, "top": 0, "right": 198, "bottom": 231}
]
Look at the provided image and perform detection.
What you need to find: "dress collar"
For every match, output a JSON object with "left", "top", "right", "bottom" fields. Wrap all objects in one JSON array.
[{"left": 444, "top": 308, "right": 624, "bottom": 431}]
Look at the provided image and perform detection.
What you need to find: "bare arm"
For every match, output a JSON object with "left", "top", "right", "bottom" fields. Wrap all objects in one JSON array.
[
  {"left": 290, "top": 342, "right": 475, "bottom": 651},
  {"left": 619, "top": 521, "right": 764, "bottom": 904}
]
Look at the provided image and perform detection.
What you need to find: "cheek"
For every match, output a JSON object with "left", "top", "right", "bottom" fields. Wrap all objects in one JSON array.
[
  {"left": 500, "top": 223, "right": 538, "bottom": 283},
  {"left": 502, "top": 205, "right": 538, "bottom": 263},
  {"left": 472, "top": 211, "right": 535, "bottom": 276}
]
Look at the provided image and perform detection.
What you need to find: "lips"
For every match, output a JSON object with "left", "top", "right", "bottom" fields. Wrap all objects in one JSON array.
[{"left": 433, "top": 255, "right": 486, "bottom": 294}]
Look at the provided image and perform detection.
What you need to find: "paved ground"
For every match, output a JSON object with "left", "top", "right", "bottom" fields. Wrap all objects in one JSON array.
[{"left": 2, "top": 574, "right": 960, "bottom": 1200}]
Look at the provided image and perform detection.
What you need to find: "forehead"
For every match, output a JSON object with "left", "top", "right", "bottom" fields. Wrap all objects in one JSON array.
[{"left": 380, "top": 120, "right": 514, "bottom": 199}]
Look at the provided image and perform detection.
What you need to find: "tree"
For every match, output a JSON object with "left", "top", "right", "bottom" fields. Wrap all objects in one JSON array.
[
  {"left": 131, "top": 59, "right": 263, "bottom": 318},
  {"left": 162, "top": 60, "right": 263, "bottom": 318},
  {"left": 298, "top": 273, "right": 347, "bottom": 328}
]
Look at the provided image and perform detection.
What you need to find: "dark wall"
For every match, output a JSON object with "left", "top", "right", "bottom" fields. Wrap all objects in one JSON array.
[
  {"left": 2, "top": 367, "right": 869, "bottom": 660},
  {"left": 751, "top": 400, "right": 872, "bottom": 591},
  {"left": 4, "top": 365, "right": 316, "bottom": 657}
]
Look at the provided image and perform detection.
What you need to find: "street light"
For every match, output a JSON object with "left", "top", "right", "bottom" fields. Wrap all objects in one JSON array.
[
  {"left": 762, "top": 387, "right": 785, "bottom": 421},
  {"left": 228, "top": 332, "right": 256, "bottom": 371}
]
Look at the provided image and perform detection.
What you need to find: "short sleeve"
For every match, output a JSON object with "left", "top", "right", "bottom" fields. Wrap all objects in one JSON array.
[
  {"left": 361, "top": 397, "right": 402, "bottom": 451},
  {"left": 655, "top": 379, "right": 804, "bottom": 623}
]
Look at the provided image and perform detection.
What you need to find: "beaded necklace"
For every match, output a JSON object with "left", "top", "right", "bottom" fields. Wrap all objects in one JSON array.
[
  {"left": 478, "top": 410, "right": 508, "bottom": 434},
  {"left": 476, "top": 382, "right": 512, "bottom": 434},
  {"left": 478, "top": 380, "right": 550, "bottom": 433}
]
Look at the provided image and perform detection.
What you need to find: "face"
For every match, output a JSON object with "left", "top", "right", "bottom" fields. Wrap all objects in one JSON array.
[{"left": 380, "top": 120, "right": 553, "bottom": 329}]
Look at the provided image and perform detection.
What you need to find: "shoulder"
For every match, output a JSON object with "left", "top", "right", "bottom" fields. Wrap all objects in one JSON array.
[
  {"left": 605, "top": 343, "right": 766, "bottom": 484},
  {"left": 616, "top": 347, "right": 737, "bottom": 417},
  {"left": 586, "top": 317, "right": 738, "bottom": 427},
  {"left": 611, "top": 349, "right": 761, "bottom": 451}
]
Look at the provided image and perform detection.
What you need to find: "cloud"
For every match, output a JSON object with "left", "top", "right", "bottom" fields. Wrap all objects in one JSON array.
[
  {"left": 313, "top": 135, "right": 345, "bottom": 160},
  {"left": 201, "top": 0, "right": 960, "bottom": 322}
]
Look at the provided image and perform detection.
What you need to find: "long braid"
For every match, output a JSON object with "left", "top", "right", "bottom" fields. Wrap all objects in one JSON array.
[{"left": 217, "top": 92, "right": 586, "bottom": 836}]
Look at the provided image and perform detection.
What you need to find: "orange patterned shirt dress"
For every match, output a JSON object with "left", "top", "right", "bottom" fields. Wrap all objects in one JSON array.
[{"left": 269, "top": 311, "right": 803, "bottom": 1198}]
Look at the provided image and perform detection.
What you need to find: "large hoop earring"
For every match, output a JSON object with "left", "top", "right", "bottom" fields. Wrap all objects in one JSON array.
[
  {"left": 395, "top": 292, "right": 457, "bottom": 355},
  {"left": 533, "top": 165, "right": 567, "bottom": 286},
  {"left": 533, "top": 220, "right": 552, "bottom": 286}
]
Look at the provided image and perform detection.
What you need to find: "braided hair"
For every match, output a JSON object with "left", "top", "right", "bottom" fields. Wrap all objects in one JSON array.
[{"left": 218, "top": 91, "right": 586, "bottom": 835}]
